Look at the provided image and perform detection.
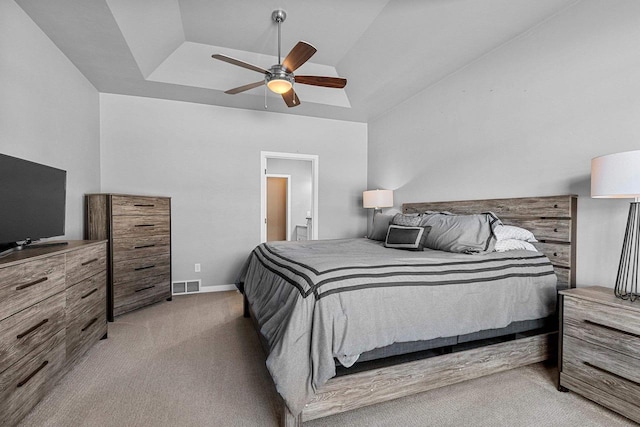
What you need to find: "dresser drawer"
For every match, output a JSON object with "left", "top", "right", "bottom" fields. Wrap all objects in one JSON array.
[
  {"left": 564, "top": 296, "right": 640, "bottom": 359},
  {"left": 113, "top": 273, "right": 171, "bottom": 315},
  {"left": 111, "top": 195, "right": 170, "bottom": 216},
  {"left": 112, "top": 253, "right": 170, "bottom": 285},
  {"left": 66, "top": 271, "right": 106, "bottom": 322},
  {"left": 0, "top": 292, "right": 65, "bottom": 374},
  {"left": 65, "top": 243, "right": 107, "bottom": 287},
  {"left": 0, "top": 330, "right": 66, "bottom": 426},
  {"left": 112, "top": 234, "right": 170, "bottom": 263},
  {"left": 563, "top": 335, "right": 640, "bottom": 407},
  {"left": 112, "top": 215, "right": 171, "bottom": 239},
  {"left": 0, "top": 255, "right": 65, "bottom": 322},
  {"left": 66, "top": 296, "right": 106, "bottom": 363}
]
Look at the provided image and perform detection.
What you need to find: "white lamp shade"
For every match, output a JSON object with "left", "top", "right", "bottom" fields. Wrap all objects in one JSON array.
[
  {"left": 363, "top": 189, "right": 393, "bottom": 208},
  {"left": 591, "top": 150, "right": 640, "bottom": 198}
]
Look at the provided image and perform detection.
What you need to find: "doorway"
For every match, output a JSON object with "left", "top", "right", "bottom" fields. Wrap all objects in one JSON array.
[
  {"left": 261, "top": 151, "right": 319, "bottom": 243},
  {"left": 266, "top": 175, "right": 290, "bottom": 241}
]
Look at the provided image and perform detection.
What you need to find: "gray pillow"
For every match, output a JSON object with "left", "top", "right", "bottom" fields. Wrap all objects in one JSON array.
[
  {"left": 384, "top": 225, "right": 431, "bottom": 251},
  {"left": 369, "top": 213, "right": 393, "bottom": 241},
  {"left": 419, "top": 212, "right": 501, "bottom": 254},
  {"left": 391, "top": 213, "right": 422, "bottom": 227}
]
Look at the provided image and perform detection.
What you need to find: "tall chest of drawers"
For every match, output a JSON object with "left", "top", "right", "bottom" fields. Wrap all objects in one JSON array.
[
  {"left": 558, "top": 286, "right": 640, "bottom": 423},
  {"left": 85, "top": 194, "right": 172, "bottom": 321},
  {"left": 0, "top": 240, "right": 107, "bottom": 427}
]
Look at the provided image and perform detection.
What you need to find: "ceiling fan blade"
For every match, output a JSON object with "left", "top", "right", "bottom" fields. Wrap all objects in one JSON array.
[
  {"left": 282, "top": 41, "right": 317, "bottom": 73},
  {"left": 224, "top": 81, "right": 265, "bottom": 95},
  {"left": 295, "top": 76, "right": 347, "bottom": 89},
  {"left": 282, "top": 88, "right": 301, "bottom": 107},
  {"left": 212, "top": 54, "right": 269, "bottom": 74}
]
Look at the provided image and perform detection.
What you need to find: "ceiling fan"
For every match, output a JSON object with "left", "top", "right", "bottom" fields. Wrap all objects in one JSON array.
[{"left": 212, "top": 10, "right": 347, "bottom": 108}]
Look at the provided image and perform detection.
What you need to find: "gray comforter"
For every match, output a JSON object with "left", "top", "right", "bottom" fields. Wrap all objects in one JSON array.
[{"left": 236, "top": 238, "right": 557, "bottom": 415}]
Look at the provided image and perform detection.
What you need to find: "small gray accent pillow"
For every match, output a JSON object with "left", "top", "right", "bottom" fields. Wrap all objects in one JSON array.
[
  {"left": 384, "top": 225, "right": 431, "bottom": 251},
  {"left": 369, "top": 213, "right": 394, "bottom": 241},
  {"left": 391, "top": 213, "right": 423, "bottom": 227},
  {"left": 419, "top": 212, "right": 501, "bottom": 254}
]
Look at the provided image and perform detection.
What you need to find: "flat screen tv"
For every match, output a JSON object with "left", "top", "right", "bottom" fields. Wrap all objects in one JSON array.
[{"left": 0, "top": 154, "right": 67, "bottom": 252}]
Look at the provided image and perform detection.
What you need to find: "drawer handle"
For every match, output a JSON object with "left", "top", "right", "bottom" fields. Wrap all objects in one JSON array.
[
  {"left": 17, "top": 318, "right": 49, "bottom": 339},
  {"left": 134, "top": 265, "right": 156, "bottom": 271},
  {"left": 584, "top": 319, "right": 640, "bottom": 339},
  {"left": 16, "top": 277, "right": 48, "bottom": 291},
  {"left": 81, "top": 288, "right": 98, "bottom": 299},
  {"left": 81, "top": 258, "right": 99, "bottom": 266},
  {"left": 135, "top": 224, "right": 155, "bottom": 228},
  {"left": 135, "top": 285, "right": 156, "bottom": 293},
  {"left": 583, "top": 361, "right": 640, "bottom": 387},
  {"left": 81, "top": 317, "right": 98, "bottom": 332},
  {"left": 134, "top": 204, "right": 155, "bottom": 207},
  {"left": 17, "top": 360, "right": 48, "bottom": 388},
  {"left": 134, "top": 244, "right": 156, "bottom": 249}
]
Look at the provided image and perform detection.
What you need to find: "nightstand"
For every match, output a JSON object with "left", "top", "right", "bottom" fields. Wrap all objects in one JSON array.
[{"left": 558, "top": 286, "right": 640, "bottom": 423}]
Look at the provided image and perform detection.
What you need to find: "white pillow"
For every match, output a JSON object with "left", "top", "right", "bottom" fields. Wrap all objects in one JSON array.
[
  {"left": 493, "top": 224, "right": 538, "bottom": 242},
  {"left": 495, "top": 239, "right": 538, "bottom": 252}
]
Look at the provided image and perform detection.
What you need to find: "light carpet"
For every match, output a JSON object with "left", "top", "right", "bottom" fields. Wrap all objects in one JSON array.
[{"left": 18, "top": 291, "right": 634, "bottom": 427}]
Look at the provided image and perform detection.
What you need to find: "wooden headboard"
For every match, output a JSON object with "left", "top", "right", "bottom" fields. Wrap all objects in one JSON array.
[{"left": 403, "top": 195, "right": 577, "bottom": 289}]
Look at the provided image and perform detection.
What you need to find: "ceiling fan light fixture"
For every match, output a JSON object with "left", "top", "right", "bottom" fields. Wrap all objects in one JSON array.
[
  {"left": 267, "top": 78, "right": 292, "bottom": 94},
  {"left": 265, "top": 67, "right": 294, "bottom": 94}
]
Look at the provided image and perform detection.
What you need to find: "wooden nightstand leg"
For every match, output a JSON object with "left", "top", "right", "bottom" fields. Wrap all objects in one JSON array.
[{"left": 557, "top": 293, "right": 564, "bottom": 390}]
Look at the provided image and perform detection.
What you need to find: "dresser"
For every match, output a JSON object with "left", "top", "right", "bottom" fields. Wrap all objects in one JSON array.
[
  {"left": 558, "top": 286, "right": 640, "bottom": 423},
  {"left": 85, "top": 194, "right": 172, "bottom": 321},
  {"left": 0, "top": 240, "right": 107, "bottom": 426}
]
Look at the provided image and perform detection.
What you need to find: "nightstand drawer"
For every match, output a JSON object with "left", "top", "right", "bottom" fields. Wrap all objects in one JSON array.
[
  {"left": 111, "top": 195, "right": 170, "bottom": 216},
  {"left": 112, "top": 215, "right": 171, "bottom": 239},
  {"left": 112, "top": 234, "right": 170, "bottom": 263},
  {"left": 0, "top": 292, "right": 65, "bottom": 374},
  {"left": 0, "top": 255, "right": 65, "bottom": 322},
  {"left": 564, "top": 296, "right": 640, "bottom": 359},
  {"left": 563, "top": 335, "right": 640, "bottom": 406},
  {"left": 65, "top": 243, "right": 107, "bottom": 287}
]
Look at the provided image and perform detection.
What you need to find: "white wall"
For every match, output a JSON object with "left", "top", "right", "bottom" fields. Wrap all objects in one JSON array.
[
  {"left": 368, "top": 0, "right": 640, "bottom": 288},
  {"left": 0, "top": 0, "right": 100, "bottom": 241},
  {"left": 100, "top": 93, "right": 367, "bottom": 286}
]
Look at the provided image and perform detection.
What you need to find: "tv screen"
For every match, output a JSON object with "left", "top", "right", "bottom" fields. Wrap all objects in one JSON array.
[{"left": 0, "top": 154, "right": 67, "bottom": 246}]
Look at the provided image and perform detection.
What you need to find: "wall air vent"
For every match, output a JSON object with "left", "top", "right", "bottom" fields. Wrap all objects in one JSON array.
[{"left": 172, "top": 280, "right": 201, "bottom": 295}]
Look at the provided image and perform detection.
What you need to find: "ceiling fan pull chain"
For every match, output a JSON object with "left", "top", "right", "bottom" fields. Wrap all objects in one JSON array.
[{"left": 264, "top": 84, "right": 268, "bottom": 109}]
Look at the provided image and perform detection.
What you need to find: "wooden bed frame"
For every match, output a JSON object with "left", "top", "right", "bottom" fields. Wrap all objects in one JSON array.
[{"left": 251, "top": 195, "right": 577, "bottom": 426}]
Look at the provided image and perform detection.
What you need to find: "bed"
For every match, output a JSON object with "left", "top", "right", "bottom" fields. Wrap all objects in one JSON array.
[{"left": 236, "top": 195, "right": 577, "bottom": 426}]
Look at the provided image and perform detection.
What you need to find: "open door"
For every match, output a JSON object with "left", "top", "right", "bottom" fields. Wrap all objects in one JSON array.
[
  {"left": 266, "top": 175, "right": 290, "bottom": 241},
  {"left": 261, "top": 152, "right": 318, "bottom": 243}
]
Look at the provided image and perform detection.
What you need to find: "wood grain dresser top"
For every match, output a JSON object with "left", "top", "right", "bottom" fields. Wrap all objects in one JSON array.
[
  {"left": 0, "top": 240, "right": 107, "bottom": 268},
  {"left": 560, "top": 286, "right": 640, "bottom": 314}
]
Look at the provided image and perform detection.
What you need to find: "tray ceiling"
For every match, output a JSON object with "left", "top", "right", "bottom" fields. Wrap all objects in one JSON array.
[{"left": 15, "top": 0, "right": 578, "bottom": 122}]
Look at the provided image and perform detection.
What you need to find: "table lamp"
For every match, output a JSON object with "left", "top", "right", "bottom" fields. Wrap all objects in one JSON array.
[{"left": 591, "top": 150, "right": 640, "bottom": 301}]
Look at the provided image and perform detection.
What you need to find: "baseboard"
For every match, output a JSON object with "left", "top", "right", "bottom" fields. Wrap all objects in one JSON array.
[{"left": 198, "top": 284, "right": 237, "bottom": 293}]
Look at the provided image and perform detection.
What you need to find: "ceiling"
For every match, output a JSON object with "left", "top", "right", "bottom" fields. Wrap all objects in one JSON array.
[{"left": 16, "top": 0, "right": 579, "bottom": 122}]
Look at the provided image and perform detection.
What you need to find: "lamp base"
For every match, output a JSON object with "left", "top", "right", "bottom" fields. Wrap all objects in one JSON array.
[{"left": 615, "top": 201, "right": 640, "bottom": 302}]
